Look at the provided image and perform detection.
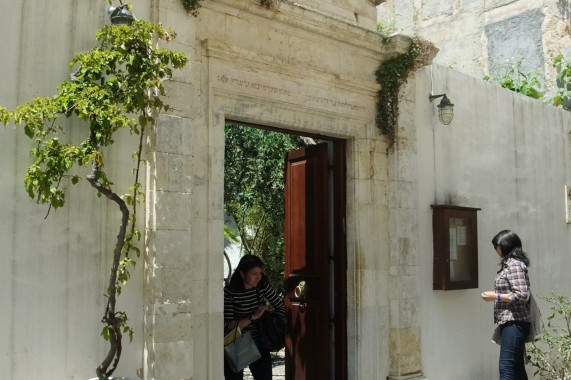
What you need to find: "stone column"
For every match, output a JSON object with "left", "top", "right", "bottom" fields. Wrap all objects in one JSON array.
[
  {"left": 144, "top": 115, "right": 196, "bottom": 379},
  {"left": 348, "top": 133, "right": 392, "bottom": 378},
  {"left": 387, "top": 76, "right": 424, "bottom": 380},
  {"left": 143, "top": 2, "right": 224, "bottom": 377}
]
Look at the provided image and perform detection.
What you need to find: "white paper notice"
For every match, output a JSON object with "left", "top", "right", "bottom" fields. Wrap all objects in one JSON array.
[
  {"left": 450, "top": 227, "right": 457, "bottom": 260},
  {"left": 457, "top": 226, "right": 467, "bottom": 246}
]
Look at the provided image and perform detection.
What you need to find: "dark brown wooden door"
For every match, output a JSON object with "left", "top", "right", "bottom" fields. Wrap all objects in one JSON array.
[{"left": 284, "top": 143, "right": 330, "bottom": 380}]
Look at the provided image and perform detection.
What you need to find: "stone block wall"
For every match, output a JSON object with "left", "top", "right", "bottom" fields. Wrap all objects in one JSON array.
[
  {"left": 377, "top": 0, "right": 571, "bottom": 96},
  {"left": 143, "top": 0, "right": 420, "bottom": 378}
]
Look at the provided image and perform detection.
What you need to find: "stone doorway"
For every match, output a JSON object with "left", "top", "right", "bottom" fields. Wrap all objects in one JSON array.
[
  {"left": 145, "top": 21, "right": 414, "bottom": 375},
  {"left": 223, "top": 122, "right": 347, "bottom": 379}
]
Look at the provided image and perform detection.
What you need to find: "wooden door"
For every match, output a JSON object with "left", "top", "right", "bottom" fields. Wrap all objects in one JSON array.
[{"left": 284, "top": 143, "right": 331, "bottom": 379}]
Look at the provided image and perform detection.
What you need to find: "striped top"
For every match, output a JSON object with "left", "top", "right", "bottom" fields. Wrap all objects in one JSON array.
[
  {"left": 494, "top": 258, "right": 531, "bottom": 324},
  {"left": 224, "top": 281, "right": 286, "bottom": 346}
]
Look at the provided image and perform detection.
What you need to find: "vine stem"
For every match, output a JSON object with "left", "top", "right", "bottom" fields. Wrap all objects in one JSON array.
[{"left": 87, "top": 159, "right": 130, "bottom": 379}]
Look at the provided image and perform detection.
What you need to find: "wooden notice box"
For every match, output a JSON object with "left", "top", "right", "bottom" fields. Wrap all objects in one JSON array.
[{"left": 432, "top": 205, "right": 480, "bottom": 290}]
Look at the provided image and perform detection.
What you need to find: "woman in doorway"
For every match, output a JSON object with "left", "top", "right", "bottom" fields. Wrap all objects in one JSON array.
[
  {"left": 481, "top": 230, "right": 532, "bottom": 380},
  {"left": 224, "top": 254, "right": 285, "bottom": 380}
]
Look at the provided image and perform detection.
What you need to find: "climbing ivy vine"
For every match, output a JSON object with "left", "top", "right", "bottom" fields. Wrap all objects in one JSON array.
[
  {"left": 180, "top": 0, "right": 203, "bottom": 15},
  {"left": 375, "top": 37, "right": 436, "bottom": 145},
  {"left": 179, "top": 0, "right": 277, "bottom": 16}
]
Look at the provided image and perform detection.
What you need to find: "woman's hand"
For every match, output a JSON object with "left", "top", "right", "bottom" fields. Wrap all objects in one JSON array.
[
  {"left": 232, "top": 306, "right": 270, "bottom": 330},
  {"left": 252, "top": 305, "right": 268, "bottom": 321},
  {"left": 481, "top": 291, "right": 497, "bottom": 302}
]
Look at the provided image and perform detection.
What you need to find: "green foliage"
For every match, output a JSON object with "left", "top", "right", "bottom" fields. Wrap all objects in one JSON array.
[
  {"left": 259, "top": 0, "right": 277, "bottom": 8},
  {"left": 1, "top": 15, "right": 187, "bottom": 379},
  {"left": 483, "top": 54, "right": 571, "bottom": 112},
  {"left": 224, "top": 224, "right": 240, "bottom": 243},
  {"left": 549, "top": 53, "right": 571, "bottom": 111},
  {"left": 4, "top": 20, "right": 186, "bottom": 210},
  {"left": 0, "top": 106, "right": 9, "bottom": 125},
  {"left": 224, "top": 124, "right": 306, "bottom": 294},
  {"left": 180, "top": 0, "right": 202, "bottom": 16},
  {"left": 484, "top": 59, "right": 544, "bottom": 99},
  {"left": 377, "top": 20, "right": 398, "bottom": 36},
  {"left": 178, "top": 0, "right": 279, "bottom": 16},
  {"left": 526, "top": 293, "right": 571, "bottom": 379},
  {"left": 375, "top": 37, "right": 436, "bottom": 145}
]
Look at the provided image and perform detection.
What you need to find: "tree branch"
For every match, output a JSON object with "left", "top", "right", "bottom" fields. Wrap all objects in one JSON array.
[{"left": 86, "top": 161, "right": 130, "bottom": 379}]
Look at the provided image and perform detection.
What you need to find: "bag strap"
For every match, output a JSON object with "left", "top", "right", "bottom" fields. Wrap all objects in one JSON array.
[{"left": 256, "top": 286, "right": 274, "bottom": 313}]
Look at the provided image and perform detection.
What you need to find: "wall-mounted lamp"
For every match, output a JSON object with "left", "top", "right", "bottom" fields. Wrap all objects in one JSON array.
[
  {"left": 108, "top": 4, "right": 135, "bottom": 25},
  {"left": 429, "top": 93, "right": 454, "bottom": 125}
]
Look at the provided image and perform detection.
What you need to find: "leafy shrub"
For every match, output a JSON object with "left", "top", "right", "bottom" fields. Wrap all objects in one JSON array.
[
  {"left": 526, "top": 293, "right": 571, "bottom": 380},
  {"left": 549, "top": 53, "right": 571, "bottom": 110},
  {"left": 484, "top": 59, "right": 544, "bottom": 99}
]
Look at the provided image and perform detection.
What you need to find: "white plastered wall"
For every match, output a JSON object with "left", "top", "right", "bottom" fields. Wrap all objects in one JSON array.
[
  {"left": 404, "top": 64, "right": 571, "bottom": 380},
  {"left": 0, "top": 1, "right": 150, "bottom": 378}
]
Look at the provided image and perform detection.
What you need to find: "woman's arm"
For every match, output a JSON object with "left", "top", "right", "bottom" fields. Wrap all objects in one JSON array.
[
  {"left": 503, "top": 261, "right": 529, "bottom": 304},
  {"left": 262, "top": 283, "right": 286, "bottom": 318},
  {"left": 227, "top": 317, "right": 256, "bottom": 331},
  {"left": 481, "top": 291, "right": 511, "bottom": 303},
  {"left": 482, "top": 261, "right": 529, "bottom": 304},
  {"left": 224, "top": 287, "right": 262, "bottom": 332}
]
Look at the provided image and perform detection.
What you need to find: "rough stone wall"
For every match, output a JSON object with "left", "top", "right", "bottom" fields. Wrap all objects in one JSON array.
[{"left": 377, "top": 0, "right": 571, "bottom": 96}]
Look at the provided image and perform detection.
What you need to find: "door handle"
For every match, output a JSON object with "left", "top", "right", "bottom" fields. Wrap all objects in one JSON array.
[{"left": 294, "top": 280, "right": 306, "bottom": 298}]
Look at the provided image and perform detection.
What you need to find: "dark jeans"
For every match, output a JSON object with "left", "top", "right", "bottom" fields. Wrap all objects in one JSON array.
[
  {"left": 499, "top": 321, "right": 530, "bottom": 380},
  {"left": 224, "top": 349, "right": 272, "bottom": 380}
]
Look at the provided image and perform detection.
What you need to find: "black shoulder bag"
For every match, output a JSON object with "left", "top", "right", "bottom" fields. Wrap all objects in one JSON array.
[{"left": 256, "top": 288, "right": 287, "bottom": 352}]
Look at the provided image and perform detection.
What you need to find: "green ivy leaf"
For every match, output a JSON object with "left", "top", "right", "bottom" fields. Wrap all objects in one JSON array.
[{"left": 101, "top": 326, "right": 110, "bottom": 341}]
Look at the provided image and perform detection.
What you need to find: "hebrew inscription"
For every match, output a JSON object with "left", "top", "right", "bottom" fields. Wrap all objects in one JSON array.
[
  {"left": 217, "top": 75, "right": 292, "bottom": 97},
  {"left": 305, "top": 94, "right": 366, "bottom": 112},
  {"left": 213, "top": 66, "right": 373, "bottom": 119}
]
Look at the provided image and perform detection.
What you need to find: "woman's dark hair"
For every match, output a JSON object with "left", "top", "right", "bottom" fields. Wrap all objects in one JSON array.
[
  {"left": 492, "top": 230, "right": 530, "bottom": 266},
  {"left": 227, "top": 254, "right": 268, "bottom": 290}
]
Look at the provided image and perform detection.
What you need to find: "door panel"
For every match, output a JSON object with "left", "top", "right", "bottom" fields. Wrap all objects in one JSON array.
[{"left": 284, "top": 143, "right": 330, "bottom": 380}]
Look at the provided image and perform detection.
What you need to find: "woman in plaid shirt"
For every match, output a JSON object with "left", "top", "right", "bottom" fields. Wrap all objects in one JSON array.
[{"left": 481, "top": 230, "right": 531, "bottom": 380}]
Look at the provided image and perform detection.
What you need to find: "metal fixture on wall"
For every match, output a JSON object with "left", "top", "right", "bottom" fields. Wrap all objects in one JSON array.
[
  {"left": 429, "top": 93, "right": 454, "bottom": 125},
  {"left": 108, "top": 4, "right": 135, "bottom": 25}
]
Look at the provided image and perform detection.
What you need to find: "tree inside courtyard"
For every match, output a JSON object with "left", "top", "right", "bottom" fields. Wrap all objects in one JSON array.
[{"left": 224, "top": 124, "right": 307, "bottom": 294}]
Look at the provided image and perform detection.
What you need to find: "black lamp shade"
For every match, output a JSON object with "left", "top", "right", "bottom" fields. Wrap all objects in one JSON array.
[
  {"left": 109, "top": 4, "right": 135, "bottom": 25},
  {"left": 437, "top": 95, "right": 454, "bottom": 125}
]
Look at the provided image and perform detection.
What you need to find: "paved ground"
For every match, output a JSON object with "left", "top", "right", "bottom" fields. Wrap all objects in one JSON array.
[{"left": 243, "top": 349, "right": 285, "bottom": 379}]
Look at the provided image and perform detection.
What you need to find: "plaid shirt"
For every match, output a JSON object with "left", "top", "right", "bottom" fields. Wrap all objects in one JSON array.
[{"left": 494, "top": 258, "right": 531, "bottom": 324}]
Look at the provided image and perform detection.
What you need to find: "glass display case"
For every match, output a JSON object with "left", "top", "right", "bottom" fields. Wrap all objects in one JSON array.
[{"left": 431, "top": 205, "right": 480, "bottom": 290}]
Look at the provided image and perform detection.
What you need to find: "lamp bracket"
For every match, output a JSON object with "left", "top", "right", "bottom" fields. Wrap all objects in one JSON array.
[{"left": 429, "top": 93, "right": 446, "bottom": 102}]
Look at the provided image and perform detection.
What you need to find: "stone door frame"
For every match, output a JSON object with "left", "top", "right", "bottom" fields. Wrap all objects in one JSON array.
[
  {"left": 205, "top": 40, "right": 378, "bottom": 377},
  {"left": 143, "top": 35, "right": 423, "bottom": 378}
]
